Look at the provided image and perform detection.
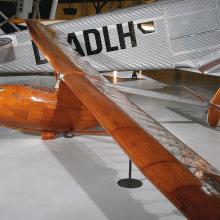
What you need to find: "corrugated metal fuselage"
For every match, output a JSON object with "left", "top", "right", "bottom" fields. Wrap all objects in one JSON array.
[{"left": 0, "top": 0, "right": 220, "bottom": 73}]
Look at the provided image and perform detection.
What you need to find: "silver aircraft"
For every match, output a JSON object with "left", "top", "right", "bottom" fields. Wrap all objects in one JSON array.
[{"left": 1, "top": 0, "right": 220, "bottom": 76}]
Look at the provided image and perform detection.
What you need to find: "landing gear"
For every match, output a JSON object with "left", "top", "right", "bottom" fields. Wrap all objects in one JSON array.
[
  {"left": 63, "top": 132, "right": 75, "bottom": 138},
  {"left": 41, "top": 131, "right": 75, "bottom": 140},
  {"left": 132, "top": 71, "right": 138, "bottom": 79}
]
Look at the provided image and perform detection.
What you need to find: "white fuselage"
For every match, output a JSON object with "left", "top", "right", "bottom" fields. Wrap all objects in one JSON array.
[{"left": 1, "top": 0, "right": 220, "bottom": 75}]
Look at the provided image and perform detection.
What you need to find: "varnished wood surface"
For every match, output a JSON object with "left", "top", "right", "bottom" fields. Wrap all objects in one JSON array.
[
  {"left": 208, "top": 88, "right": 220, "bottom": 127},
  {"left": 0, "top": 84, "right": 98, "bottom": 133},
  {"left": 26, "top": 20, "right": 220, "bottom": 219},
  {"left": 0, "top": 84, "right": 56, "bottom": 131},
  {"left": 64, "top": 73, "right": 220, "bottom": 220}
]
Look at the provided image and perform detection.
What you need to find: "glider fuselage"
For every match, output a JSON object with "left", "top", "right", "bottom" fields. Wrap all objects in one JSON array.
[
  {"left": 0, "top": 84, "right": 99, "bottom": 138},
  {"left": 0, "top": 0, "right": 220, "bottom": 136}
]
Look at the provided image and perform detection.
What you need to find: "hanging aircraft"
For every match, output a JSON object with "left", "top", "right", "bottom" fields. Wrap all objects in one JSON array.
[
  {"left": 0, "top": 0, "right": 220, "bottom": 126},
  {"left": 0, "top": 1, "right": 220, "bottom": 218},
  {"left": 1, "top": 0, "right": 220, "bottom": 74},
  {"left": 0, "top": 18, "right": 220, "bottom": 220}
]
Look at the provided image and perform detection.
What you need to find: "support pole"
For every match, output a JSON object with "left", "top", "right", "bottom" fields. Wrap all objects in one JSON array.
[
  {"left": 0, "top": 11, "right": 20, "bottom": 31},
  {"left": 128, "top": 159, "right": 132, "bottom": 182},
  {"left": 117, "top": 159, "right": 142, "bottom": 188},
  {"left": 49, "top": 0, "right": 59, "bottom": 20}
]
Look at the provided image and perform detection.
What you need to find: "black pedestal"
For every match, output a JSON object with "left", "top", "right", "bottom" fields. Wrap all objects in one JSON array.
[{"left": 117, "top": 160, "right": 142, "bottom": 188}]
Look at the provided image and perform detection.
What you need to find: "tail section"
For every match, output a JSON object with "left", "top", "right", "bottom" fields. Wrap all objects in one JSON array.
[{"left": 208, "top": 88, "right": 220, "bottom": 127}]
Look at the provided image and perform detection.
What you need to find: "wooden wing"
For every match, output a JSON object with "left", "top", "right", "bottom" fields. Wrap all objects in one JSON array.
[{"left": 26, "top": 20, "right": 220, "bottom": 220}]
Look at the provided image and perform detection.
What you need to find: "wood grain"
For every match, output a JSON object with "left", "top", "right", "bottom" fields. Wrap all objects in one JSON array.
[
  {"left": 208, "top": 88, "right": 220, "bottom": 127},
  {"left": 26, "top": 20, "right": 220, "bottom": 219},
  {"left": 0, "top": 83, "right": 99, "bottom": 134}
]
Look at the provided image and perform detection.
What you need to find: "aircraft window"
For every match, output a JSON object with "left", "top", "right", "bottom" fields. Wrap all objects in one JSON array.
[{"left": 137, "top": 21, "right": 155, "bottom": 34}]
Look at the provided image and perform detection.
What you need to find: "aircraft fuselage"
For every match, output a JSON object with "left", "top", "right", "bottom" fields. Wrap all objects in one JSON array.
[
  {"left": 1, "top": 0, "right": 220, "bottom": 74},
  {"left": 0, "top": 84, "right": 99, "bottom": 138}
]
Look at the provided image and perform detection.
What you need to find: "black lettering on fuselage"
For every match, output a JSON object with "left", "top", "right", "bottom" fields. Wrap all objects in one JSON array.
[
  {"left": 102, "top": 26, "right": 119, "bottom": 52},
  {"left": 83, "top": 29, "right": 102, "bottom": 56},
  {"left": 67, "top": 33, "right": 85, "bottom": 56},
  {"left": 33, "top": 21, "right": 139, "bottom": 66},
  {"left": 117, "top": 21, "right": 137, "bottom": 49},
  {"left": 66, "top": 22, "right": 137, "bottom": 57},
  {"left": 31, "top": 41, "right": 48, "bottom": 65}
]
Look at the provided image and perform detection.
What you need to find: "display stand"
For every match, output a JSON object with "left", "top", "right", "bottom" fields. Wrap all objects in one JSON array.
[{"left": 117, "top": 159, "right": 142, "bottom": 188}]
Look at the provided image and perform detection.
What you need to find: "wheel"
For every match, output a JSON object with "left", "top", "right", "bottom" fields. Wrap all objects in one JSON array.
[{"left": 63, "top": 132, "right": 75, "bottom": 138}]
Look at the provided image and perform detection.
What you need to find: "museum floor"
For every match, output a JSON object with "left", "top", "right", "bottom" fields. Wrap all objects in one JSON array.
[{"left": 0, "top": 70, "right": 219, "bottom": 220}]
